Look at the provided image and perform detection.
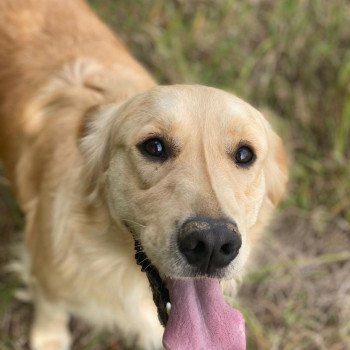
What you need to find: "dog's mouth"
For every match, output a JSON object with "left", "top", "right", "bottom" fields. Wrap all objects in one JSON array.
[{"left": 134, "top": 240, "right": 246, "bottom": 350}]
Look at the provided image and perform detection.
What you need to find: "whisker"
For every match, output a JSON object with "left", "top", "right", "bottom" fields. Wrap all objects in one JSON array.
[
  {"left": 138, "top": 257, "right": 150, "bottom": 266},
  {"left": 142, "top": 263, "right": 152, "bottom": 272},
  {"left": 121, "top": 218, "right": 146, "bottom": 228}
]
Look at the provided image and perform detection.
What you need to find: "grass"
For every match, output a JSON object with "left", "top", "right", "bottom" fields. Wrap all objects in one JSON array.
[
  {"left": 90, "top": 0, "right": 350, "bottom": 217},
  {"left": 1, "top": 0, "right": 350, "bottom": 349}
]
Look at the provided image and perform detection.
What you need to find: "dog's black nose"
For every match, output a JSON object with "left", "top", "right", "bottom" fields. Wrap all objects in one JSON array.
[{"left": 178, "top": 217, "right": 241, "bottom": 274}]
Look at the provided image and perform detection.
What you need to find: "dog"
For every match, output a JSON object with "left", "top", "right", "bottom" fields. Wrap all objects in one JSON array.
[{"left": 0, "top": 1, "right": 288, "bottom": 349}]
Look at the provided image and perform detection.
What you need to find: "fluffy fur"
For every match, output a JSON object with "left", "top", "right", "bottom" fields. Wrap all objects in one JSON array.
[{"left": 0, "top": 1, "right": 288, "bottom": 349}]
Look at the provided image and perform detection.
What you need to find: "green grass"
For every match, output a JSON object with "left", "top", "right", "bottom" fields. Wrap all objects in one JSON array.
[{"left": 89, "top": 0, "right": 350, "bottom": 217}]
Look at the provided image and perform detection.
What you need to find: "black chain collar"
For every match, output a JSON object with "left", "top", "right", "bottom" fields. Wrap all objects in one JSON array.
[{"left": 134, "top": 239, "right": 170, "bottom": 326}]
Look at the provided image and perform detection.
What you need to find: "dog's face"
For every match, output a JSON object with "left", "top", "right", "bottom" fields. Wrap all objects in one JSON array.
[{"left": 81, "top": 85, "right": 287, "bottom": 281}]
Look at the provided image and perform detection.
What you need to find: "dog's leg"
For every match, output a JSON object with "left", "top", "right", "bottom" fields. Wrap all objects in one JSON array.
[
  {"left": 134, "top": 301, "right": 164, "bottom": 350},
  {"left": 30, "top": 292, "right": 71, "bottom": 350},
  {"left": 116, "top": 297, "right": 164, "bottom": 350}
]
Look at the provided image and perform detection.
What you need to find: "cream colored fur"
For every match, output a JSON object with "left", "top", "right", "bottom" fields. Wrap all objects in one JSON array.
[{"left": 0, "top": 1, "right": 288, "bottom": 349}]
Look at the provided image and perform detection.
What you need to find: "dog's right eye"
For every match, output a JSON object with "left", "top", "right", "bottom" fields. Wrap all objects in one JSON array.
[{"left": 138, "top": 138, "right": 168, "bottom": 161}]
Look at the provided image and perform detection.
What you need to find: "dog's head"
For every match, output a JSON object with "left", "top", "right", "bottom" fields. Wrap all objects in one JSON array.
[
  {"left": 80, "top": 85, "right": 287, "bottom": 348},
  {"left": 81, "top": 85, "right": 287, "bottom": 280}
]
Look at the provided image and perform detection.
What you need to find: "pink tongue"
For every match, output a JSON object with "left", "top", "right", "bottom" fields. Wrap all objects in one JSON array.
[{"left": 163, "top": 278, "right": 246, "bottom": 350}]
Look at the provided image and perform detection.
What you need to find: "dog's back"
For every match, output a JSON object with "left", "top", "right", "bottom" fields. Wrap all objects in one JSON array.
[
  {"left": 0, "top": 4, "right": 163, "bottom": 348},
  {"left": 0, "top": 0, "right": 154, "bottom": 191}
]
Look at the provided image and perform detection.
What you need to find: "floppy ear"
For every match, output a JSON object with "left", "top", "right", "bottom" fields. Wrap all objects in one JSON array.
[
  {"left": 263, "top": 123, "right": 288, "bottom": 207},
  {"left": 246, "top": 117, "right": 288, "bottom": 247},
  {"left": 78, "top": 104, "right": 120, "bottom": 199}
]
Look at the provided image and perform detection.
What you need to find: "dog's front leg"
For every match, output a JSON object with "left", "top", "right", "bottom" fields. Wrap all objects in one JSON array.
[
  {"left": 30, "top": 291, "right": 71, "bottom": 350},
  {"left": 117, "top": 296, "right": 164, "bottom": 350}
]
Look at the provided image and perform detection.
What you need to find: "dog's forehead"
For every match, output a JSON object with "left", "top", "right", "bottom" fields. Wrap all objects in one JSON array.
[
  {"left": 144, "top": 85, "right": 262, "bottom": 127},
  {"left": 118, "top": 85, "right": 267, "bottom": 146}
]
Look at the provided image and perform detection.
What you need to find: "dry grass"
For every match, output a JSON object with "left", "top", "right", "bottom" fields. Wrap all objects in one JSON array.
[
  {"left": 238, "top": 210, "right": 350, "bottom": 350},
  {"left": 1, "top": 0, "right": 350, "bottom": 349}
]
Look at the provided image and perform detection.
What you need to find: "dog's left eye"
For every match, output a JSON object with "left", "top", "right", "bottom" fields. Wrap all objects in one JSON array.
[
  {"left": 234, "top": 146, "right": 255, "bottom": 166},
  {"left": 138, "top": 138, "right": 168, "bottom": 161}
]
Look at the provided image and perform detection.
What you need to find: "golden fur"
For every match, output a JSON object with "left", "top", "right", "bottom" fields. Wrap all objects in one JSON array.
[{"left": 0, "top": 1, "right": 288, "bottom": 349}]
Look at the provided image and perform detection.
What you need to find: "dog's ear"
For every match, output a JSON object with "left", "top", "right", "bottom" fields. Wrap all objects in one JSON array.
[
  {"left": 262, "top": 119, "right": 288, "bottom": 207},
  {"left": 248, "top": 116, "right": 288, "bottom": 243},
  {"left": 78, "top": 104, "right": 119, "bottom": 199}
]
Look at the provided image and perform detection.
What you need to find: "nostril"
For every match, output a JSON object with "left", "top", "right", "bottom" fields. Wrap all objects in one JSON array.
[
  {"left": 220, "top": 242, "right": 234, "bottom": 256},
  {"left": 193, "top": 241, "right": 206, "bottom": 255},
  {"left": 183, "top": 239, "right": 207, "bottom": 255}
]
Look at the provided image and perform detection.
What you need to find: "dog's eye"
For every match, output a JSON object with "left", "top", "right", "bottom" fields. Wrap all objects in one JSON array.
[
  {"left": 138, "top": 138, "right": 168, "bottom": 161},
  {"left": 234, "top": 146, "right": 255, "bottom": 166}
]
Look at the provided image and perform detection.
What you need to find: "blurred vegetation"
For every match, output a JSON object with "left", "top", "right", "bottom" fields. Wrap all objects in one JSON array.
[
  {"left": 89, "top": 0, "right": 350, "bottom": 222},
  {"left": 1, "top": 0, "right": 349, "bottom": 349}
]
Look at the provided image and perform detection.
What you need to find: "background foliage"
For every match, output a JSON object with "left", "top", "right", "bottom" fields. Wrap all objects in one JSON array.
[{"left": 1, "top": 0, "right": 349, "bottom": 349}]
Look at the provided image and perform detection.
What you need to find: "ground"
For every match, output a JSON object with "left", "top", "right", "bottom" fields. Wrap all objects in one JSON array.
[{"left": 1, "top": 1, "right": 349, "bottom": 349}]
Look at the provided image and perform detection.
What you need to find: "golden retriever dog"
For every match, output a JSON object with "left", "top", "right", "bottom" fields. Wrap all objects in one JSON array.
[{"left": 0, "top": 1, "right": 288, "bottom": 349}]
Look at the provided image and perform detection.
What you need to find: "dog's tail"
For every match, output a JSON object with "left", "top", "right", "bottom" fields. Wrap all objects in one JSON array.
[
  {"left": 0, "top": 56, "right": 155, "bottom": 189},
  {"left": 0, "top": 58, "right": 106, "bottom": 182}
]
